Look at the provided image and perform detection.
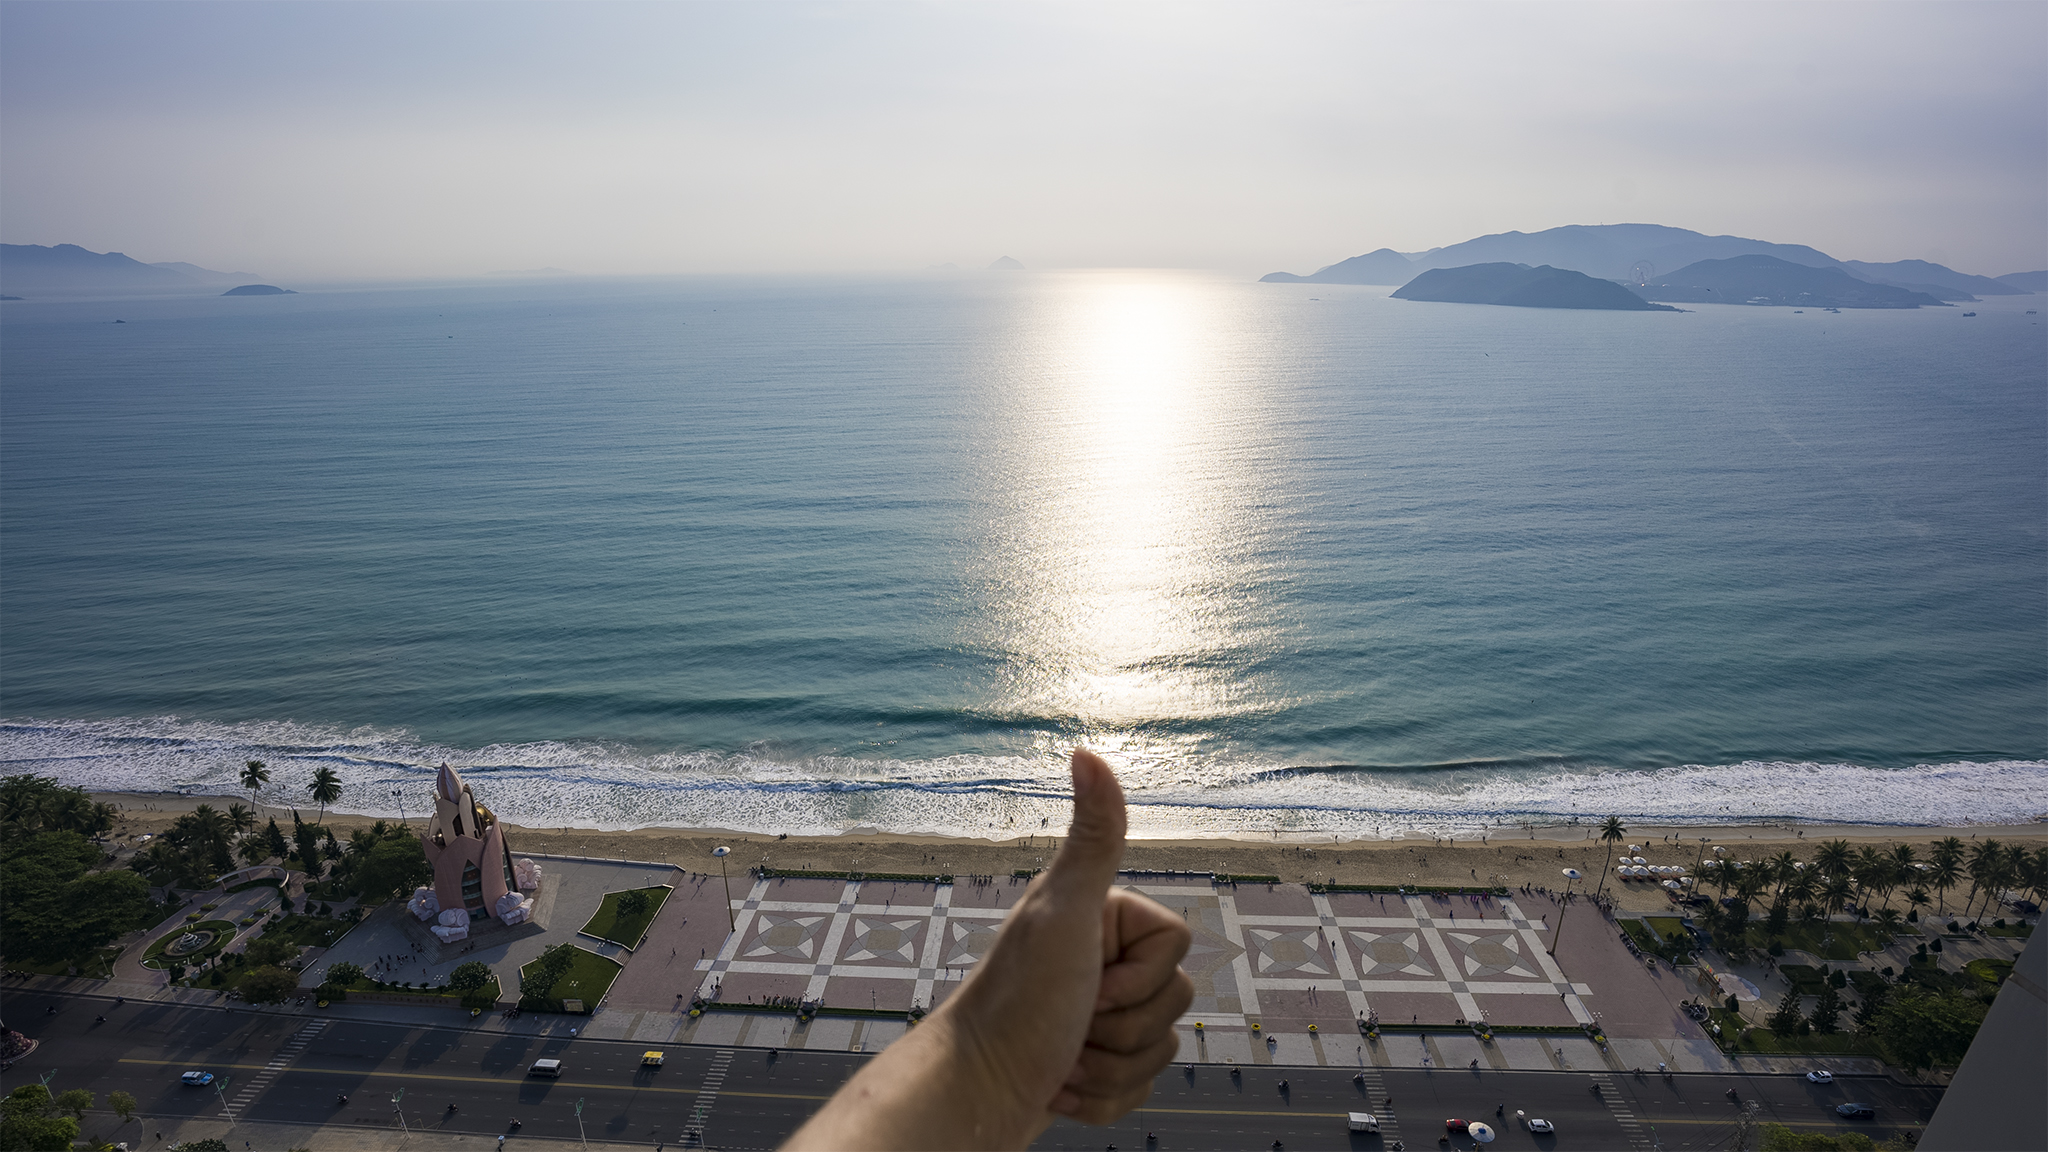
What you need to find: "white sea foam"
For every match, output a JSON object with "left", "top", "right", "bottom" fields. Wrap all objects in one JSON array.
[{"left": 4, "top": 716, "right": 2044, "bottom": 840}]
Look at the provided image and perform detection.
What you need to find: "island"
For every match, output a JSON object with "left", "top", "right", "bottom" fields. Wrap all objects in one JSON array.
[
  {"left": 1638, "top": 255, "right": 1945, "bottom": 308},
  {"left": 987, "top": 256, "right": 1024, "bottom": 271},
  {"left": 1390, "top": 263, "right": 1678, "bottom": 311},
  {"left": 222, "top": 284, "right": 296, "bottom": 296}
]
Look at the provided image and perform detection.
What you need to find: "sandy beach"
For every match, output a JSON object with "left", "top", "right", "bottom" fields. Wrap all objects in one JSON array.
[{"left": 97, "top": 790, "right": 2047, "bottom": 916}]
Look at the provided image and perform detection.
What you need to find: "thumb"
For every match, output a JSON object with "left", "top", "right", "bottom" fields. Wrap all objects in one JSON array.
[{"left": 1043, "top": 748, "right": 1127, "bottom": 902}]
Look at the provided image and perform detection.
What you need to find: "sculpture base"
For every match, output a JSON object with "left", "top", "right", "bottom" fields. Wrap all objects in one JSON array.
[{"left": 394, "top": 874, "right": 557, "bottom": 960}]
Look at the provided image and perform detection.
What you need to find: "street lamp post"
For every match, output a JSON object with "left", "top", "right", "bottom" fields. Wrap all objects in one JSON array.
[
  {"left": 712, "top": 846, "right": 734, "bottom": 933},
  {"left": 1549, "top": 868, "right": 1583, "bottom": 956},
  {"left": 391, "top": 1086, "right": 407, "bottom": 1139}
]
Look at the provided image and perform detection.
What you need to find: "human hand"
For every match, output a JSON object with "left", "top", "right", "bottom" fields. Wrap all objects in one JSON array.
[{"left": 784, "top": 749, "right": 1192, "bottom": 1150}]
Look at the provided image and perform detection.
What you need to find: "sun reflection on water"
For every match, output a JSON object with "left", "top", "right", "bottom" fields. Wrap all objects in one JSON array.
[{"left": 962, "top": 271, "right": 1295, "bottom": 774}]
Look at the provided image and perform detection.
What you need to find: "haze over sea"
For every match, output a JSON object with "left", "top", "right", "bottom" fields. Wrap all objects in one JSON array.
[{"left": 3, "top": 272, "right": 2044, "bottom": 838}]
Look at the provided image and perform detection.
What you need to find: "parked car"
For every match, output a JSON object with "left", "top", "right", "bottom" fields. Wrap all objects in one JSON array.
[
  {"left": 1445, "top": 1118, "right": 1469, "bottom": 1133},
  {"left": 180, "top": 1071, "right": 214, "bottom": 1086},
  {"left": 1806, "top": 1070, "right": 1833, "bottom": 1083},
  {"left": 1836, "top": 1103, "right": 1874, "bottom": 1118}
]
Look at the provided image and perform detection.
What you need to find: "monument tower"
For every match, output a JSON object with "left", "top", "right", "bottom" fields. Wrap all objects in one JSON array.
[{"left": 409, "top": 763, "right": 537, "bottom": 941}]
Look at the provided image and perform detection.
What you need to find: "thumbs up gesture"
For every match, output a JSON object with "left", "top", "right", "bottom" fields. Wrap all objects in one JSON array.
[{"left": 787, "top": 749, "right": 1194, "bottom": 1150}]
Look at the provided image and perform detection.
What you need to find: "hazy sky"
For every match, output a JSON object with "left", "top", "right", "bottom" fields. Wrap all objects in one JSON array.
[{"left": 3, "top": 1, "right": 2043, "bottom": 280}]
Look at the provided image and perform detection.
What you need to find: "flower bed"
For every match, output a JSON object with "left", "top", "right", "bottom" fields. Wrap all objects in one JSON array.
[{"left": 142, "top": 920, "right": 238, "bottom": 969}]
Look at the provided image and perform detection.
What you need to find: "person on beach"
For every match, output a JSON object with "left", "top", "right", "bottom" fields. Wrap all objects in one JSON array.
[{"left": 787, "top": 750, "right": 1193, "bottom": 1150}]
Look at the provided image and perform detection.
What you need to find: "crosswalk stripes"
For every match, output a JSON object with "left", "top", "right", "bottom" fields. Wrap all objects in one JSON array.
[
  {"left": 1587, "top": 1072, "right": 1646, "bottom": 1149},
  {"left": 682, "top": 1048, "right": 734, "bottom": 1147},
  {"left": 224, "top": 1019, "right": 330, "bottom": 1114},
  {"left": 1351, "top": 1065, "right": 1399, "bottom": 1142}
]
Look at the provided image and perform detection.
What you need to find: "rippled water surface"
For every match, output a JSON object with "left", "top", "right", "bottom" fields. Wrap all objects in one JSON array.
[{"left": 3, "top": 273, "right": 2043, "bottom": 834}]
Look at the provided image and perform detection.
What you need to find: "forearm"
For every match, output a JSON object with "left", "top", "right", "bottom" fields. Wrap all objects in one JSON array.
[{"left": 782, "top": 997, "right": 1049, "bottom": 1151}]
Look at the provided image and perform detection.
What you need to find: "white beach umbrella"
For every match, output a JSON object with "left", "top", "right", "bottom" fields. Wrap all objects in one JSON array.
[{"left": 1469, "top": 1121, "right": 1496, "bottom": 1143}]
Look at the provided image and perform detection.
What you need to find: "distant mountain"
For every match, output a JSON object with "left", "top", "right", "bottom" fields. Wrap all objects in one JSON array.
[
  {"left": 1260, "top": 224, "right": 2015, "bottom": 303},
  {"left": 1391, "top": 263, "right": 1677, "bottom": 311},
  {"left": 1, "top": 243, "right": 264, "bottom": 294},
  {"left": 222, "top": 284, "right": 295, "bottom": 296},
  {"left": 988, "top": 256, "right": 1025, "bottom": 270},
  {"left": 1996, "top": 271, "right": 2047, "bottom": 292},
  {"left": 1640, "top": 255, "right": 1946, "bottom": 309},
  {"left": 1840, "top": 259, "right": 2023, "bottom": 300},
  {"left": 151, "top": 260, "right": 264, "bottom": 286},
  {"left": 1260, "top": 247, "right": 1416, "bottom": 285}
]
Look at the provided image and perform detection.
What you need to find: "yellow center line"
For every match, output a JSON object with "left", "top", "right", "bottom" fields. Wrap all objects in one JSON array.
[{"left": 113, "top": 1060, "right": 1897, "bottom": 1129}]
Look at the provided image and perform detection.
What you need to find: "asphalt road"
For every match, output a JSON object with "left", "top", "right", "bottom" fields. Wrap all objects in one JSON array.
[{"left": 3, "top": 992, "right": 1941, "bottom": 1150}]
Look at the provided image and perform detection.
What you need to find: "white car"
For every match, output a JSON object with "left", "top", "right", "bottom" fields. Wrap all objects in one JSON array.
[
  {"left": 1527, "top": 1117, "right": 1555, "bottom": 1133},
  {"left": 1806, "top": 1070, "right": 1834, "bottom": 1083}
]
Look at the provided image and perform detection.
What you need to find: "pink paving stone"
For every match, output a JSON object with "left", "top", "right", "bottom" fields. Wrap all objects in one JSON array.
[
  {"left": 1329, "top": 892, "right": 1410, "bottom": 918},
  {"left": 1358, "top": 989, "right": 1464, "bottom": 1027},
  {"left": 1473, "top": 991, "right": 1580, "bottom": 1028},
  {"left": 1520, "top": 893, "right": 1704, "bottom": 1039},
  {"left": 714, "top": 969, "right": 814, "bottom": 1004},
  {"left": 601, "top": 869, "right": 745, "bottom": 1011},
  {"left": 948, "top": 878, "right": 1028, "bottom": 910},
  {"left": 830, "top": 913, "right": 935, "bottom": 967},
  {"left": 1227, "top": 883, "right": 1319, "bottom": 917},
  {"left": 821, "top": 973, "right": 916, "bottom": 1012},
  {"left": 760, "top": 877, "right": 852, "bottom": 903}
]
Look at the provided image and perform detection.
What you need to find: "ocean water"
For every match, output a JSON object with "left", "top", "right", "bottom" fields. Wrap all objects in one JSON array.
[{"left": 3, "top": 272, "right": 2044, "bottom": 838}]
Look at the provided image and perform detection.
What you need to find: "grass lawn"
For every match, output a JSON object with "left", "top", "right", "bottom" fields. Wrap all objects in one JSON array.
[
  {"left": 1646, "top": 916, "right": 1688, "bottom": 940},
  {"left": 1748, "top": 920, "right": 1890, "bottom": 961},
  {"left": 224, "top": 877, "right": 282, "bottom": 894},
  {"left": 263, "top": 913, "right": 352, "bottom": 949},
  {"left": 521, "top": 946, "right": 622, "bottom": 1011},
  {"left": 580, "top": 886, "right": 672, "bottom": 948},
  {"left": 1713, "top": 1009, "right": 1881, "bottom": 1057},
  {"left": 1620, "top": 920, "right": 1660, "bottom": 950},
  {"left": 1777, "top": 964, "right": 1828, "bottom": 992},
  {"left": 1984, "top": 922, "right": 2033, "bottom": 938},
  {"left": 1963, "top": 958, "right": 2012, "bottom": 990},
  {"left": 142, "top": 920, "right": 238, "bottom": 969}
]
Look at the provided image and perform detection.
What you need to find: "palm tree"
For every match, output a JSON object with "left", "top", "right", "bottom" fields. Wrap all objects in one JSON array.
[
  {"left": 1964, "top": 840, "right": 2005, "bottom": 921},
  {"left": 1814, "top": 839, "right": 1853, "bottom": 879},
  {"left": 307, "top": 767, "right": 342, "bottom": 820},
  {"left": 1767, "top": 850, "right": 1800, "bottom": 904},
  {"left": 1873, "top": 907, "right": 1903, "bottom": 943},
  {"left": 1595, "top": 817, "right": 1626, "bottom": 897},
  {"left": 226, "top": 803, "right": 256, "bottom": 836},
  {"left": 1928, "top": 838, "right": 1964, "bottom": 915},
  {"left": 2026, "top": 847, "right": 2048, "bottom": 912},
  {"left": 241, "top": 760, "right": 270, "bottom": 808},
  {"left": 1905, "top": 886, "right": 1932, "bottom": 921},
  {"left": 1820, "top": 874, "right": 1853, "bottom": 920}
]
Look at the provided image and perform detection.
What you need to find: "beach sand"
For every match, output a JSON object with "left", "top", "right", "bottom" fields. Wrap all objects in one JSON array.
[{"left": 97, "top": 790, "right": 2047, "bottom": 917}]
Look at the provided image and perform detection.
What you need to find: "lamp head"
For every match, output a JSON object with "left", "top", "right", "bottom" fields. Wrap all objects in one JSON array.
[
  {"left": 1561, "top": 868, "right": 1583, "bottom": 880},
  {"left": 712, "top": 846, "right": 731, "bottom": 858}
]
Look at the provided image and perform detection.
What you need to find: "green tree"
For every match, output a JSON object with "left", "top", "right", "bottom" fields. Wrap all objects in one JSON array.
[
  {"left": 1963, "top": 839, "right": 2004, "bottom": 920},
  {"left": 617, "top": 889, "right": 651, "bottom": 917},
  {"left": 240, "top": 965, "right": 300, "bottom": 1005},
  {"left": 0, "top": 1084, "right": 80, "bottom": 1151},
  {"left": 1593, "top": 816, "right": 1625, "bottom": 897},
  {"left": 290, "top": 814, "right": 327, "bottom": 877},
  {"left": 353, "top": 830, "right": 430, "bottom": 901},
  {"left": 1927, "top": 837, "right": 1964, "bottom": 914},
  {"left": 1808, "top": 982, "right": 1843, "bottom": 1034},
  {"left": 1766, "top": 987, "right": 1804, "bottom": 1034},
  {"left": 243, "top": 937, "right": 297, "bottom": 968},
  {"left": 1869, "top": 987, "right": 1987, "bottom": 1071},
  {"left": 50, "top": 1090, "right": 91, "bottom": 1123},
  {"left": 241, "top": 759, "right": 270, "bottom": 807},
  {"left": 1854, "top": 980, "right": 1890, "bottom": 1029},
  {"left": 325, "top": 961, "right": 365, "bottom": 987},
  {"left": 225, "top": 803, "right": 256, "bottom": 837},
  {"left": 307, "top": 767, "right": 342, "bottom": 820},
  {"left": 107, "top": 1090, "right": 136, "bottom": 1124},
  {"left": 264, "top": 817, "right": 290, "bottom": 860},
  {"left": 2, "top": 830, "right": 149, "bottom": 963},
  {"left": 448, "top": 961, "right": 494, "bottom": 991},
  {"left": 1813, "top": 839, "right": 1853, "bottom": 878},
  {"left": 519, "top": 943, "right": 579, "bottom": 1004}
]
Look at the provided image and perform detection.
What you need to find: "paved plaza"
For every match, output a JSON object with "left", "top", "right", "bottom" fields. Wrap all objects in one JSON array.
[{"left": 583, "top": 872, "right": 1720, "bottom": 1070}]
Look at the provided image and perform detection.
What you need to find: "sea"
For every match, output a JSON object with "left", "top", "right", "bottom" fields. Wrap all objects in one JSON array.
[{"left": 3, "top": 271, "right": 2044, "bottom": 839}]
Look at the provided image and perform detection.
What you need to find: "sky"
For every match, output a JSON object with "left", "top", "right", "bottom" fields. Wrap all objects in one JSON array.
[{"left": 2, "top": 1, "right": 2043, "bottom": 280}]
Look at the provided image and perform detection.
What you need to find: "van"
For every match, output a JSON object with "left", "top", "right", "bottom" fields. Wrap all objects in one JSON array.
[
  {"left": 528, "top": 1059, "right": 563, "bottom": 1078},
  {"left": 1347, "top": 1112, "right": 1379, "bottom": 1133}
]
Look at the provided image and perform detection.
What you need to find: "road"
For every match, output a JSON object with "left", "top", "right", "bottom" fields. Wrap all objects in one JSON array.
[{"left": 3, "top": 991, "right": 1941, "bottom": 1150}]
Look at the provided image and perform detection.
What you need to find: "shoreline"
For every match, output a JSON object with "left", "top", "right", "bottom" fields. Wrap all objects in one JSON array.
[{"left": 96, "top": 789, "right": 2048, "bottom": 918}]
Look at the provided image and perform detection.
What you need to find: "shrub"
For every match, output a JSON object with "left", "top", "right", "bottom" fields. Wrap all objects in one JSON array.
[
  {"left": 239, "top": 966, "right": 299, "bottom": 1005},
  {"left": 448, "top": 961, "right": 493, "bottom": 991}
]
